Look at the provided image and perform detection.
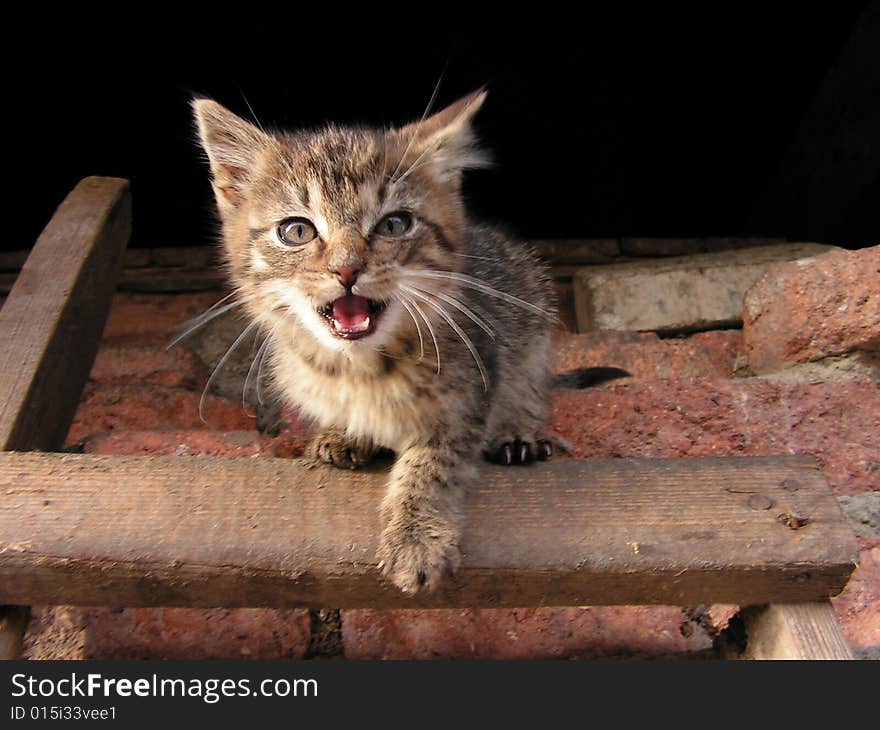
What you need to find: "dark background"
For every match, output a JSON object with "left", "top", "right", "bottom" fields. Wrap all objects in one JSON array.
[{"left": 6, "top": 4, "right": 877, "bottom": 251}]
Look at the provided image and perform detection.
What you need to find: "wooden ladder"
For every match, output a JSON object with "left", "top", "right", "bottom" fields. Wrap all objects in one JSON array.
[{"left": 0, "top": 178, "right": 859, "bottom": 660}]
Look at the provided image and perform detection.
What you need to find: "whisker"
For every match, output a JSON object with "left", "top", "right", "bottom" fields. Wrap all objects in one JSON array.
[
  {"left": 390, "top": 71, "right": 445, "bottom": 183},
  {"left": 408, "top": 270, "right": 553, "bottom": 319},
  {"left": 394, "top": 293, "right": 425, "bottom": 361},
  {"left": 167, "top": 291, "right": 260, "bottom": 348},
  {"left": 407, "top": 282, "right": 498, "bottom": 335},
  {"left": 243, "top": 331, "right": 273, "bottom": 415},
  {"left": 453, "top": 252, "right": 503, "bottom": 263},
  {"left": 173, "top": 288, "right": 240, "bottom": 333},
  {"left": 199, "top": 320, "right": 259, "bottom": 424},
  {"left": 238, "top": 88, "right": 266, "bottom": 134},
  {"left": 404, "top": 294, "right": 440, "bottom": 375},
  {"left": 256, "top": 328, "right": 275, "bottom": 406},
  {"left": 404, "top": 288, "right": 488, "bottom": 391},
  {"left": 401, "top": 283, "right": 495, "bottom": 340},
  {"left": 392, "top": 136, "right": 443, "bottom": 187}
]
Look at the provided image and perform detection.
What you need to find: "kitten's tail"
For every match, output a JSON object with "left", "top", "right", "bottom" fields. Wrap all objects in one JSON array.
[{"left": 551, "top": 366, "right": 630, "bottom": 389}]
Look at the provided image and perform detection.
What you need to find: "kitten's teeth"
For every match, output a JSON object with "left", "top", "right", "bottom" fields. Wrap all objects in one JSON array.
[{"left": 332, "top": 316, "right": 371, "bottom": 333}]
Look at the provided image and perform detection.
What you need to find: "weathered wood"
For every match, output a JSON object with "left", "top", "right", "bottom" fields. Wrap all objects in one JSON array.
[
  {"left": 117, "top": 267, "right": 224, "bottom": 292},
  {"left": 531, "top": 239, "right": 620, "bottom": 264},
  {"left": 0, "top": 177, "right": 131, "bottom": 451},
  {"left": 0, "top": 452, "right": 858, "bottom": 609},
  {"left": 621, "top": 237, "right": 787, "bottom": 257},
  {"left": 0, "top": 177, "right": 131, "bottom": 659},
  {"left": 0, "top": 250, "right": 30, "bottom": 272},
  {"left": 124, "top": 249, "right": 151, "bottom": 268},
  {"left": 149, "top": 246, "right": 217, "bottom": 268},
  {"left": 737, "top": 602, "right": 854, "bottom": 660}
]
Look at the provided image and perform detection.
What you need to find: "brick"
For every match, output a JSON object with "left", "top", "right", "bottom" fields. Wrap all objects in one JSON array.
[
  {"left": 90, "top": 344, "right": 207, "bottom": 388},
  {"left": 22, "top": 607, "right": 311, "bottom": 660},
  {"left": 743, "top": 244, "right": 880, "bottom": 373},
  {"left": 101, "top": 290, "right": 226, "bottom": 343},
  {"left": 342, "top": 607, "right": 711, "bottom": 659},
  {"left": 179, "top": 310, "right": 265, "bottom": 403},
  {"left": 66, "top": 384, "right": 257, "bottom": 445},
  {"left": 836, "top": 492, "right": 880, "bottom": 539},
  {"left": 573, "top": 243, "right": 836, "bottom": 333},
  {"left": 549, "top": 377, "right": 880, "bottom": 495},
  {"left": 832, "top": 538, "right": 880, "bottom": 653},
  {"left": 84, "top": 429, "right": 309, "bottom": 459},
  {"left": 553, "top": 330, "right": 742, "bottom": 379}
]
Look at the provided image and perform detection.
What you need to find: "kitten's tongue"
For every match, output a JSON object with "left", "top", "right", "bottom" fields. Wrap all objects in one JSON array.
[{"left": 331, "top": 294, "right": 371, "bottom": 331}]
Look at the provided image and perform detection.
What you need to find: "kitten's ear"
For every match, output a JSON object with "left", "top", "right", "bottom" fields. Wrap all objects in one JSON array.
[
  {"left": 395, "top": 88, "right": 490, "bottom": 184},
  {"left": 192, "top": 98, "right": 271, "bottom": 212}
]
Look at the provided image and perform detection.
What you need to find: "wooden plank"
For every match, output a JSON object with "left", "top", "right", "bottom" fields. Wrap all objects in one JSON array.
[
  {"left": 0, "top": 177, "right": 130, "bottom": 658},
  {"left": 0, "top": 452, "right": 858, "bottom": 609},
  {"left": 531, "top": 239, "right": 620, "bottom": 265},
  {"left": 621, "top": 237, "right": 787, "bottom": 257},
  {"left": 117, "top": 266, "right": 224, "bottom": 292},
  {"left": 149, "top": 246, "right": 217, "bottom": 268},
  {"left": 0, "top": 177, "right": 131, "bottom": 451},
  {"left": 0, "top": 251, "right": 30, "bottom": 272},
  {"left": 1, "top": 247, "right": 204, "bottom": 274},
  {"left": 737, "top": 602, "right": 854, "bottom": 660},
  {"left": 123, "top": 249, "right": 151, "bottom": 268}
]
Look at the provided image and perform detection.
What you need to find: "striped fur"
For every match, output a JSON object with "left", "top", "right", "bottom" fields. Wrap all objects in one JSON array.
[{"left": 194, "top": 91, "right": 556, "bottom": 593}]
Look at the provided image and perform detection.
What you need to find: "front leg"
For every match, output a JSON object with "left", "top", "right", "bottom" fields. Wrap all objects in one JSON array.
[
  {"left": 306, "top": 428, "right": 379, "bottom": 470},
  {"left": 377, "top": 439, "right": 477, "bottom": 594}
]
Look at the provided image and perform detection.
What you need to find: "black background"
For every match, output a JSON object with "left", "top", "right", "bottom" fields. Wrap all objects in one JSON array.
[{"left": 5, "top": 5, "right": 873, "bottom": 251}]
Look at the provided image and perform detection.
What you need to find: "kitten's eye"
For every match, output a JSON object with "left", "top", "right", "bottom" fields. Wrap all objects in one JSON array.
[
  {"left": 277, "top": 217, "right": 317, "bottom": 246},
  {"left": 375, "top": 212, "right": 413, "bottom": 237}
]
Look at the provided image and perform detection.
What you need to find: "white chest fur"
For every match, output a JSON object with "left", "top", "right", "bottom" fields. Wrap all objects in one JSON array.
[{"left": 270, "top": 343, "right": 432, "bottom": 450}]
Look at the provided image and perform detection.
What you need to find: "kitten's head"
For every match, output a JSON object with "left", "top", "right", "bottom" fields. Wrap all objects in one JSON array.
[{"left": 193, "top": 91, "right": 488, "bottom": 353}]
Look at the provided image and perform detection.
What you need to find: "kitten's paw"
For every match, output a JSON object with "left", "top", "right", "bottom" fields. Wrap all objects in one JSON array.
[
  {"left": 484, "top": 436, "right": 564, "bottom": 465},
  {"left": 306, "top": 430, "right": 375, "bottom": 470},
  {"left": 377, "top": 518, "right": 460, "bottom": 594},
  {"left": 485, "top": 433, "right": 573, "bottom": 465}
]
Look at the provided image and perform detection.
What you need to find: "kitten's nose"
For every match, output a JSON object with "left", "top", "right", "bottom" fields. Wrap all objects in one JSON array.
[{"left": 333, "top": 266, "right": 360, "bottom": 289}]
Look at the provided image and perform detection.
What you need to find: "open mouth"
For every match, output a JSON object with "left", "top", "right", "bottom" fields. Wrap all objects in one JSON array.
[{"left": 317, "top": 294, "right": 387, "bottom": 340}]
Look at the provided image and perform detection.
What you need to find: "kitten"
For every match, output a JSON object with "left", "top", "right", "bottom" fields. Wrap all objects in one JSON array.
[{"left": 193, "top": 91, "right": 568, "bottom": 594}]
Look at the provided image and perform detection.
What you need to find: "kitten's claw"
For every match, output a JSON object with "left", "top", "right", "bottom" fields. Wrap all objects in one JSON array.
[
  {"left": 485, "top": 435, "right": 565, "bottom": 465},
  {"left": 502, "top": 444, "right": 513, "bottom": 465},
  {"left": 377, "top": 513, "right": 460, "bottom": 594},
  {"left": 485, "top": 438, "right": 545, "bottom": 465},
  {"left": 307, "top": 429, "right": 375, "bottom": 470}
]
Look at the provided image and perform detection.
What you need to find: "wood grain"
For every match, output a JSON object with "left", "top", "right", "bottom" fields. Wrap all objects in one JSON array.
[
  {"left": 738, "top": 602, "right": 854, "bottom": 660},
  {"left": 0, "top": 452, "right": 858, "bottom": 609},
  {"left": 0, "top": 176, "right": 130, "bottom": 658},
  {"left": 531, "top": 239, "right": 620, "bottom": 264},
  {"left": 0, "top": 177, "right": 131, "bottom": 451}
]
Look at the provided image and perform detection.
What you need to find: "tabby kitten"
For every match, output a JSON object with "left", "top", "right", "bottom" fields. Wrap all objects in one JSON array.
[{"left": 193, "top": 91, "right": 559, "bottom": 594}]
